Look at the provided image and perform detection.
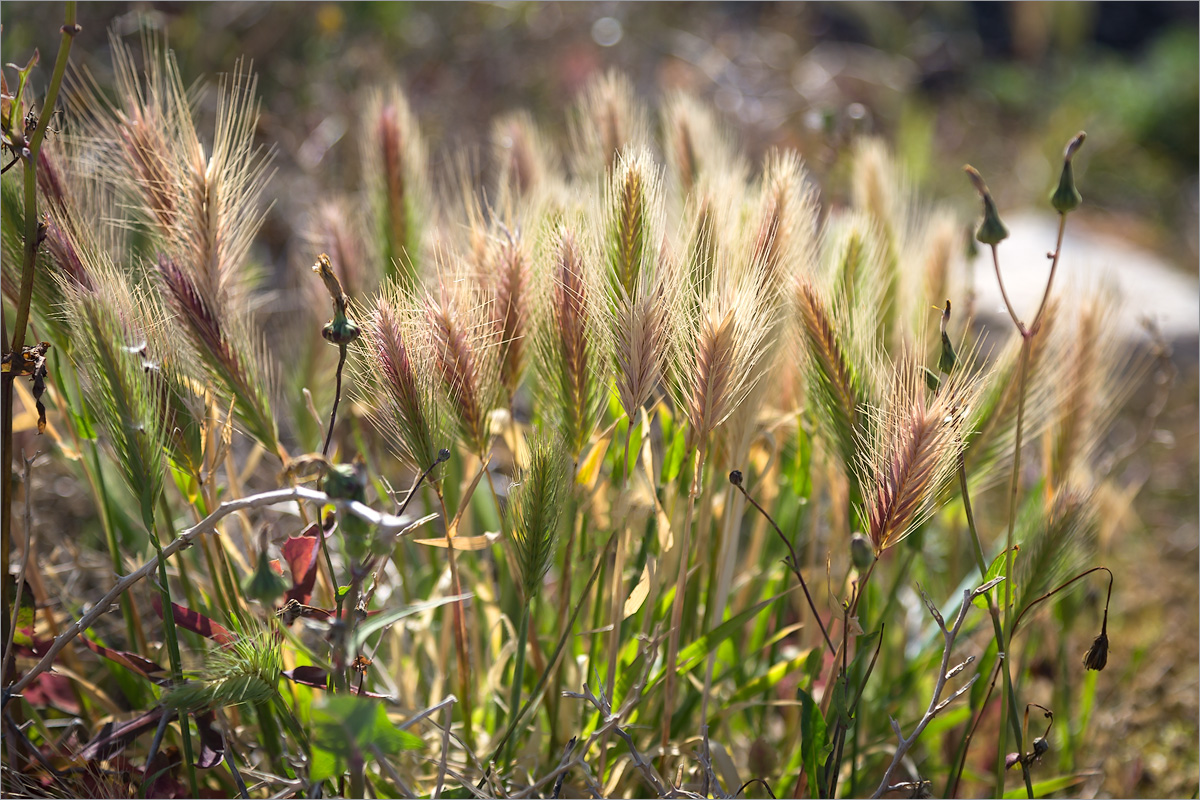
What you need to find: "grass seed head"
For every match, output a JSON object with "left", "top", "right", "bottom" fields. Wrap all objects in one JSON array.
[{"left": 507, "top": 430, "right": 569, "bottom": 601}]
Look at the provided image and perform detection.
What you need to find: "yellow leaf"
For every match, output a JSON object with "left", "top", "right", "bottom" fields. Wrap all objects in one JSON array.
[
  {"left": 622, "top": 555, "right": 655, "bottom": 619},
  {"left": 413, "top": 532, "right": 501, "bottom": 551},
  {"left": 577, "top": 434, "right": 611, "bottom": 491}
]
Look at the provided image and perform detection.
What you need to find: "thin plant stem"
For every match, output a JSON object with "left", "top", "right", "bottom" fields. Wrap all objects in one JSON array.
[
  {"left": 548, "top": 474, "right": 580, "bottom": 757},
  {"left": 149, "top": 510, "right": 198, "bottom": 796},
  {"left": 992, "top": 211, "right": 1068, "bottom": 800},
  {"left": 88, "top": 439, "right": 147, "bottom": 653},
  {"left": 959, "top": 455, "right": 1037, "bottom": 798},
  {"left": 732, "top": 475, "right": 834, "bottom": 651},
  {"left": 990, "top": 244, "right": 1026, "bottom": 336},
  {"left": 502, "top": 604, "right": 531, "bottom": 767},
  {"left": 2, "top": 0, "right": 78, "bottom": 671},
  {"left": 1012, "top": 566, "right": 1112, "bottom": 637},
  {"left": 322, "top": 344, "right": 348, "bottom": 457},
  {"left": 661, "top": 438, "right": 705, "bottom": 764},
  {"left": 434, "top": 487, "right": 474, "bottom": 749},
  {"left": 480, "top": 527, "right": 619, "bottom": 787},
  {"left": 598, "top": 415, "right": 637, "bottom": 779}
]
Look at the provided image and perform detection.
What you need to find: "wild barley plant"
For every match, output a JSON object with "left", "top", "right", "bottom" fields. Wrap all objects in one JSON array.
[{"left": 2, "top": 26, "right": 1154, "bottom": 800}]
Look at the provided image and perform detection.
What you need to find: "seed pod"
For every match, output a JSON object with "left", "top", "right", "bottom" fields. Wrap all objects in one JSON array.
[
  {"left": 964, "top": 166, "right": 1009, "bottom": 245},
  {"left": 1050, "top": 132, "right": 1086, "bottom": 215}
]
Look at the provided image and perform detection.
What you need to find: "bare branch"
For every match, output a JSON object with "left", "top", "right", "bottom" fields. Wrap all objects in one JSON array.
[
  {"left": 4, "top": 486, "right": 435, "bottom": 700},
  {"left": 870, "top": 580, "right": 999, "bottom": 797}
]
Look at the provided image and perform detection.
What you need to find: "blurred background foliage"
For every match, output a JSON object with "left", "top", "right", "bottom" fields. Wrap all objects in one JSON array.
[{"left": 5, "top": 1, "right": 1198, "bottom": 271}]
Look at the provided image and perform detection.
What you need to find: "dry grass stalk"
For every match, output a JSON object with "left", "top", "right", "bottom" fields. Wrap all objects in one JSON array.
[
  {"left": 534, "top": 225, "right": 606, "bottom": 461},
  {"left": 60, "top": 261, "right": 168, "bottom": 524},
  {"left": 360, "top": 290, "right": 446, "bottom": 476},
  {"left": 603, "top": 148, "right": 663, "bottom": 300},
  {"left": 677, "top": 266, "right": 776, "bottom": 444},
  {"left": 492, "top": 110, "right": 557, "bottom": 205},
  {"left": 158, "top": 255, "right": 278, "bottom": 452},
  {"left": 749, "top": 149, "right": 818, "bottom": 298},
  {"left": 68, "top": 35, "right": 280, "bottom": 455},
  {"left": 864, "top": 355, "right": 982, "bottom": 554},
  {"left": 488, "top": 229, "right": 530, "bottom": 402},
  {"left": 660, "top": 91, "right": 743, "bottom": 203},
  {"left": 424, "top": 261, "right": 501, "bottom": 457},
  {"left": 1044, "top": 289, "right": 1145, "bottom": 493},
  {"left": 794, "top": 277, "right": 877, "bottom": 490},
  {"left": 363, "top": 85, "right": 432, "bottom": 288},
  {"left": 569, "top": 70, "right": 650, "bottom": 179},
  {"left": 613, "top": 288, "right": 670, "bottom": 423}
]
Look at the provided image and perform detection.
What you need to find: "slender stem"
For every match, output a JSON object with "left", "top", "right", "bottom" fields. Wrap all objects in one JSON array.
[
  {"left": 321, "top": 345, "right": 348, "bottom": 457},
  {"left": 502, "top": 604, "right": 530, "bottom": 767},
  {"left": 548, "top": 474, "right": 579, "bottom": 756},
  {"left": 662, "top": 439, "right": 705, "bottom": 763},
  {"left": 2, "top": 0, "right": 78, "bottom": 680},
  {"left": 480, "top": 528, "right": 618, "bottom": 786},
  {"left": 434, "top": 487, "right": 473, "bottom": 749},
  {"left": 607, "top": 419, "right": 635, "bottom": 711},
  {"left": 992, "top": 214, "right": 1071, "bottom": 800},
  {"left": 733, "top": 478, "right": 834, "bottom": 651},
  {"left": 10, "top": 5, "right": 78, "bottom": 357},
  {"left": 1012, "top": 566, "right": 1112, "bottom": 637},
  {"left": 990, "top": 244, "right": 1026, "bottom": 336},
  {"left": 1031, "top": 215, "right": 1069, "bottom": 336},
  {"left": 149, "top": 509, "right": 197, "bottom": 796},
  {"left": 959, "top": 455, "right": 1037, "bottom": 798}
]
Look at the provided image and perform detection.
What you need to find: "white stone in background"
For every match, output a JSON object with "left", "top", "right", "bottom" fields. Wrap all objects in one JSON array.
[{"left": 968, "top": 210, "right": 1199, "bottom": 345}]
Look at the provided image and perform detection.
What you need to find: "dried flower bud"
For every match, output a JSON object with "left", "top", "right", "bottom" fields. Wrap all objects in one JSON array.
[
  {"left": 729, "top": 469, "right": 743, "bottom": 487},
  {"left": 1050, "top": 133, "right": 1086, "bottom": 215},
  {"left": 1031, "top": 736, "right": 1050, "bottom": 759},
  {"left": 314, "top": 253, "right": 362, "bottom": 346},
  {"left": 1082, "top": 630, "right": 1108, "bottom": 671},
  {"left": 964, "top": 165, "right": 1009, "bottom": 245}
]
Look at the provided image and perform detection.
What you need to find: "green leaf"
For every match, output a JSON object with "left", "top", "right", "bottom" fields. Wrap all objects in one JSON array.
[
  {"left": 1001, "top": 773, "right": 1088, "bottom": 798},
  {"left": 352, "top": 594, "right": 471, "bottom": 652},
  {"left": 310, "top": 695, "right": 423, "bottom": 784},
  {"left": 798, "top": 685, "right": 828, "bottom": 798},
  {"left": 661, "top": 421, "right": 687, "bottom": 484},
  {"left": 973, "top": 548, "right": 1018, "bottom": 611},
  {"left": 648, "top": 588, "right": 796, "bottom": 691},
  {"left": 724, "top": 649, "right": 812, "bottom": 709}
]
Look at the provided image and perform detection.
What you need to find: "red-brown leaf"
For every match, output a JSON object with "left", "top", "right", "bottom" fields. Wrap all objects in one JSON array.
[{"left": 151, "top": 597, "right": 235, "bottom": 645}]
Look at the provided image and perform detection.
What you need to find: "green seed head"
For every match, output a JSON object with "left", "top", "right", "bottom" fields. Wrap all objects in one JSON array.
[
  {"left": 323, "top": 310, "right": 362, "bottom": 346},
  {"left": 964, "top": 165, "right": 1009, "bottom": 246},
  {"left": 938, "top": 331, "right": 957, "bottom": 375},
  {"left": 851, "top": 532, "right": 875, "bottom": 570},
  {"left": 1050, "top": 132, "right": 1085, "bottom": 214}
]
